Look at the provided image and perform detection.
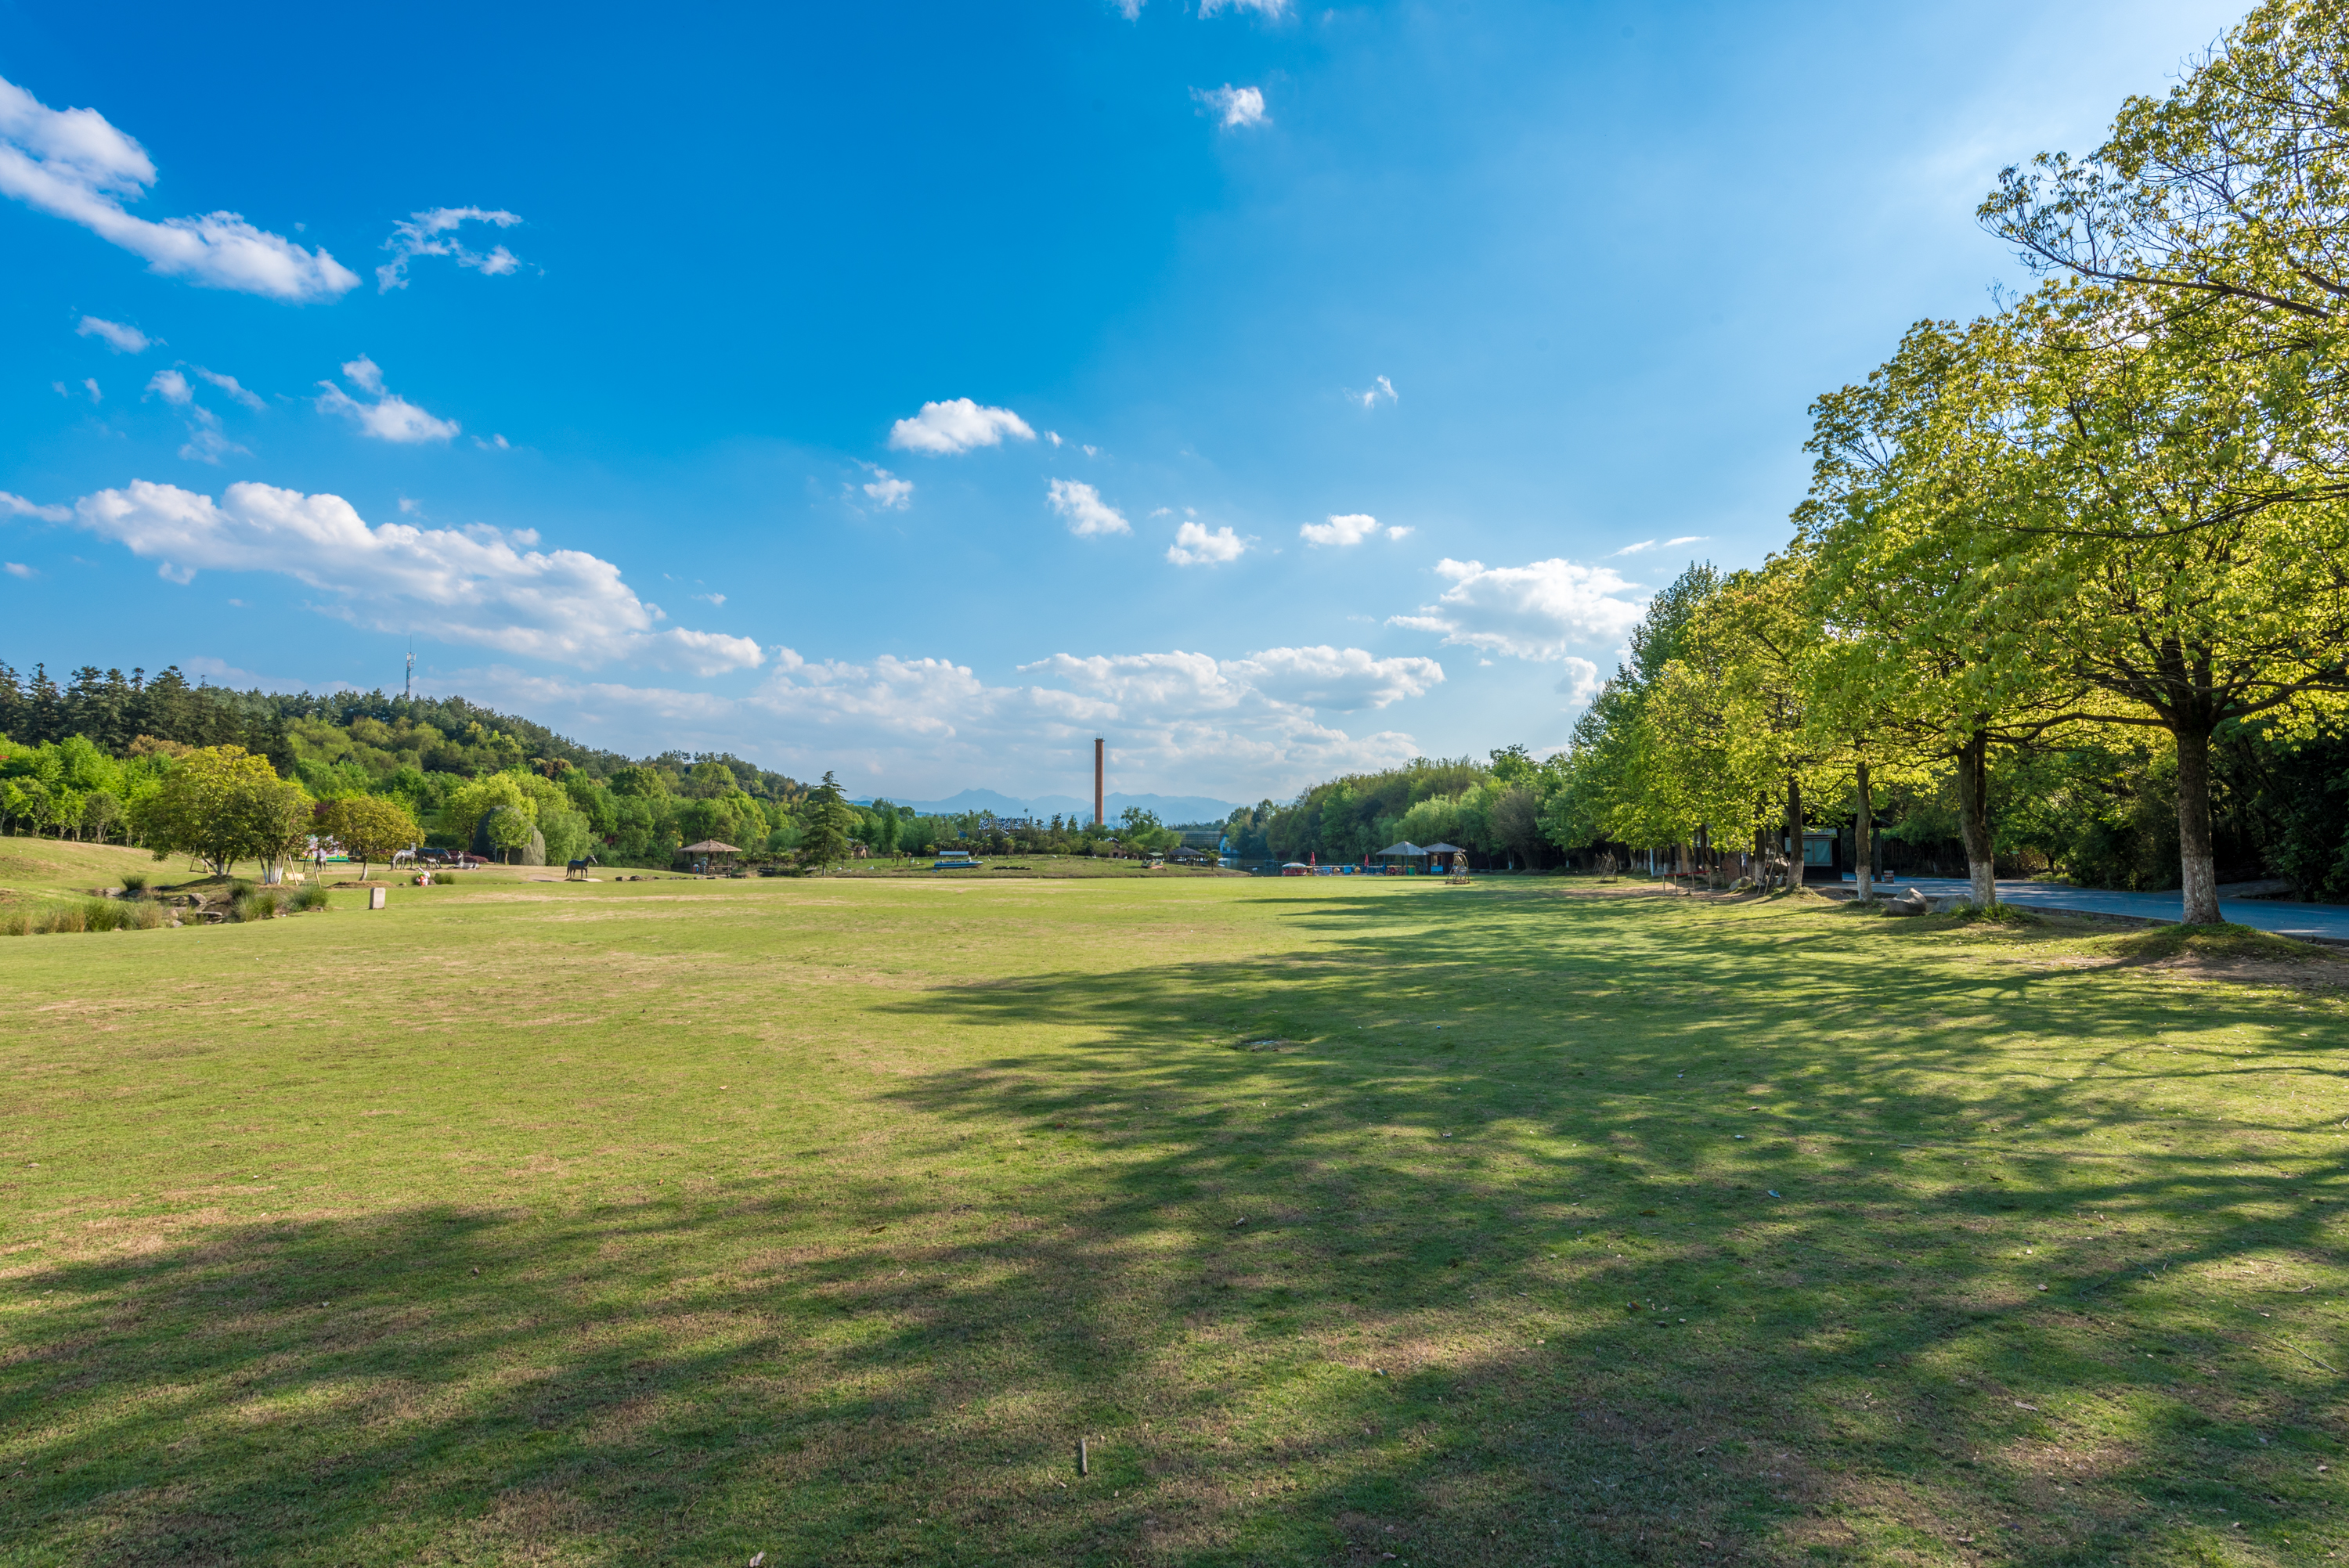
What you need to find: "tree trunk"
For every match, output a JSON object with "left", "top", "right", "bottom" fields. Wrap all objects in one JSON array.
[
  {"left": 1954, "top": 730, "right": 1997, "bottom": 907},
  {"left": 1784, "top": 775, "right": 1802, "bottom": 891},
  {"left": 1854, "top": 758, "right": 1875, "bottom": 903},
  {"left": 2174, "top": 722, "right": 2221, "bottom": 926}
]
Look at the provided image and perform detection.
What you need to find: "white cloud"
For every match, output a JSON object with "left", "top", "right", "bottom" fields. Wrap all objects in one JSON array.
[
  {"left": 474, "top": 432, "right": 511, "bottom": 451},
  {"left": 377, "top": 207, "right": 525, "bottom": 292},
  {"left": 71, "top": 478, "right": 763, "bottom": 674},
  {"left": 1167, "top": 519, "right": 1247, "bottom": 565},
  {"left": 1387, "top": 525, "right": 1413, "bottom": 540},
  {"left": 1351, "top": 374, "right": 1397, "bottom": 409},
  {"left": 82, "top": 377, "right": 101, "bottom": 403},
  {"left": 1608, "top": 535, "right": 1708, "bottom": 557},
  {"left": 1047, "top": 430, "right": 1063, "bottom": 446},
  {"left": 1192, "top": 85, "right": 1268, "bottom": 129},
  {"left": 1225, "top": 645, "right": 1444, "bottom": 711},
  {"left": 887, "top": 398, "right": 1037, "bottom": 455},
  {"left": 1300, "top": 512, "right": 1380, "bottom": 547},
  {"left": 3, "top": 562, "right": 32, "bottom": 579},
  {"left": 2, "top": 492, "right": 70, "bottom": 522},
  {"left": 193, "top": 366, "right": 264, "bottom": 410},
  {"left": 0, "top": 73, "right": 357, "bottom": 301},
  {"left": 1388, "top": 557, "right": 1649, "bottom": 660},
  {"left": 1048, "top": 478, "right": 1131, "bottom": 537},
  {"left": 76, "top": 315, "right": 151, "bottom": 352},
  {"left": 1556, "top": 656, "right": 1602, "bottom": 705},
  {"left": 316, "top": 356, "right": 460, "bottom": 442},
  {"left": 1200, "top": 0, "right": 1289, "bottom": 16},
  {"left": 861, "top": 468, "right": 914, "bottom": 510},
  {"left": 446, "top": 638, "right": 1427, "bottom": 802},
  {"left": 146, "top": 368, "right": 247, "bottom": 463}
]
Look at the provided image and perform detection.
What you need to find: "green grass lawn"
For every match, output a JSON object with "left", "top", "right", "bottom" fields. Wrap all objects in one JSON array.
[{"left": 2, "top": 863, "right": 2344, "bottom": 1564}]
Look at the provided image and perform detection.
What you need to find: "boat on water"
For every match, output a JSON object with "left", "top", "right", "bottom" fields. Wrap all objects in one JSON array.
[{"left": 933, "top": 850, "right": 985, "bottom": 871}]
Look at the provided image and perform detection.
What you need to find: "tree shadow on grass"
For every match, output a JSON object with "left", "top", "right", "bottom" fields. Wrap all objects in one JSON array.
[{"left": 2, "top": 888, "right": 2342, "bottom": 1565}]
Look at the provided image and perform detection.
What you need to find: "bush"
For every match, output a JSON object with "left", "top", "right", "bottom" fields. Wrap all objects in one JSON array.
[
  {"left": 288, "top": 884, "right": 329, "bottom": 913},
  {"left": 44, "top": 903, "right": 89, "bottom": 934},
  {"left": 0, "top": 911, "right": 26, "bottom": 936},
  {"left": 120, "top": 873, "right": 148, "bottom": 896},
  {"left": 229, "top": 889, "right": 286, "bottom": 922}
]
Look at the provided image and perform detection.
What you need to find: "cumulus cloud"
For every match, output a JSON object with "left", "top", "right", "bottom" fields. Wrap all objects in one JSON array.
[
  {"left": 1225, "top": 645, "right": 1444, "bottom": 711},
  {"left": 71, "top": 479, "right": 763, "bottom": 674},
  {"left": 1608, "top": 535, "right": 1708, "bottom": 557},
  {"left": 316, "top": 355, "right": 460, "bottom": 442},
  {"left": 2, "top": 492, "right": 70, "bottom": 522},
  {"left": 1299, "top": 512, "right": 1380, "bottom": 548},
  {"left": 1192, "top": 85, "right": 1268, "bottom": 129},
  {"left": 1048, "top": 478, "right": 1131, "bottom": 537},
  {"left": 76, "top": 315, "right": 151, "bottom": 352},
  {"left": 1387, "top": 525, "right": 1413, "bottom": 540},
  {"left": 861, "top": 467, "right": 913, "bottom": 510},
  {"left": 447, "top": 636, "right": 1428, "bottom": 802},
  {"left": 377, "top": 207, "right": 525, "bottom": 292},
  {"left": 1388, "top": 557, "right": 1648, "bottom": 661},
  {"left": 888, "top": 398, "right": 1036, "bottom": 456},
  {"left": 145, "top": 367, "right": 193, "bottom": 406},
  {"left": 1351, "top": 374, "right": 1396, "bottom": 410},
  {"left": 1556, "top": 656, "right": 1602, "bottom": 705},
  {"left": 1167, "top": 519, "right": 1246, "bottom": 566},
  {"left": 0, "top": 73, "right": 357, "bottom": 301}
]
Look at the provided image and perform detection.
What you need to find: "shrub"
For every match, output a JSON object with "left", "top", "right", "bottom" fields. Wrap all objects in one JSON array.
[
  {"left": 41, "top": 903, "right": 89, "bottom": 934},
  {"left": 229, "top": 889, "right": 286, "bottom": 923},
  {"left": 288, "top": 884, "right": 329, "bottom": 913},
  {"left": 120, "top": 873, "right": 148, "bottom": 897},
  {"left": 0, "top": 911, "right": 26, "bottom": 936},
  {"left": 83, "top": 899, "right": 127, "bottom": 933}
]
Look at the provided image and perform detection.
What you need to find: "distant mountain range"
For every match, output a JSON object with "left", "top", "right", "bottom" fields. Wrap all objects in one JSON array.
[{"left": 853, "top": 788, "right": 1242, "bottom": 827}]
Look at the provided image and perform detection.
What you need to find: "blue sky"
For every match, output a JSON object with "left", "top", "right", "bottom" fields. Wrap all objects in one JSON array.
[{"left": 0, "top": 0, "right": 2245, "bottom": 803}]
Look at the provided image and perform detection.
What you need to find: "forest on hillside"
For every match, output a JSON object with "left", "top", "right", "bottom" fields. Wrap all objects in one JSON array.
[{"left": 0, "top": 661, "right": 1200, "bottom": 867}]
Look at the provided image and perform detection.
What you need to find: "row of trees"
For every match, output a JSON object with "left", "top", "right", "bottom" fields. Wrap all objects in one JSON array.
[{"left": 1552, "top": 0, "right": 2349, "bottom": 924}]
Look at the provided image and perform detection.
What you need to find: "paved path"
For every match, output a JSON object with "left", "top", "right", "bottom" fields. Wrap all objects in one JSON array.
[{"left": 1854, "top": 874, "right": 2349, "bottom": 943}]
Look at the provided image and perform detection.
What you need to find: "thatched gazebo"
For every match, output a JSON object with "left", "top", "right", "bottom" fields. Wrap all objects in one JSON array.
[{"left": 680, "top": 839, "right": 741, "bottom": 872}]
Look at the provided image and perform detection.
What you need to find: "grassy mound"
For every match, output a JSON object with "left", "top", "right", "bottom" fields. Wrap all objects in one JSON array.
[
  {"left": 2106, "top": 919, "right": 2334, "bottom": 964},
  {"left": 1949, "top": 899, "right": 2044, "bottom": 926}
]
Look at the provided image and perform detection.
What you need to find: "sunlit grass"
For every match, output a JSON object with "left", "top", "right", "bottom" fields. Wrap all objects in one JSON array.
[{"left": 0, "top": 873, "right": 2343, "bottom": 1563}]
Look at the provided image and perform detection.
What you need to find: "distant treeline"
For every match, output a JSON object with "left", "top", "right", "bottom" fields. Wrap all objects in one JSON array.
[{"left": 0, "top": 659, "right": 1195, "bottom": 868}]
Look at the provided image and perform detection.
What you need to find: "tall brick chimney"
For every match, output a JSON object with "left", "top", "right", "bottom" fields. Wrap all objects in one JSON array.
[{"left": 1094, "top": 736, "right": 1105, "bottom": 828}]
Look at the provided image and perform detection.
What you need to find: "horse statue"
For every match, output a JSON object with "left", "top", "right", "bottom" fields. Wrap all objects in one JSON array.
[{"left": 565, "top": 853, "right": 599, "bottom": 881}]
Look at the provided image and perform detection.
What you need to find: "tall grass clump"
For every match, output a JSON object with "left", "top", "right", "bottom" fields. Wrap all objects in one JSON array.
[
  {"left": 230, "top": 889, "right": 286, "bottom": 922},
  {"left": 119, "top": 873, "right": 149, "bottom": 897},
  {"left": 0, "top": 910, "right": 27, "bottom": 936},
  {"left": 289, "top": 884, "right": 329, "bottom": 913}
]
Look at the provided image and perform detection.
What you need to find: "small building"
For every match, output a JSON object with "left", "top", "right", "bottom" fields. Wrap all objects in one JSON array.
[
  {"left": 680, "top": 838, "right": 740, "bottom": 873},
  {"left": 1799, "top": 829, "right": 1842, "bottom": 885}
]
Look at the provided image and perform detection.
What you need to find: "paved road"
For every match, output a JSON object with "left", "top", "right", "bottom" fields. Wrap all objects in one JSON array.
[{"left": 1854, "top": 874, "right": 2349, "bottom": 943}]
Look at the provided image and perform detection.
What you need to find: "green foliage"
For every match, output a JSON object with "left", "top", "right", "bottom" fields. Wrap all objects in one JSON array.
[
  {"left": 796, "top": 772, "right": 857, "bottom": 867},
  {"left": 316, "top": 794, "right": 422, "bottom": 876},
  {"left": 128, "top": 745, "right": 312, "bottom": 878}
]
